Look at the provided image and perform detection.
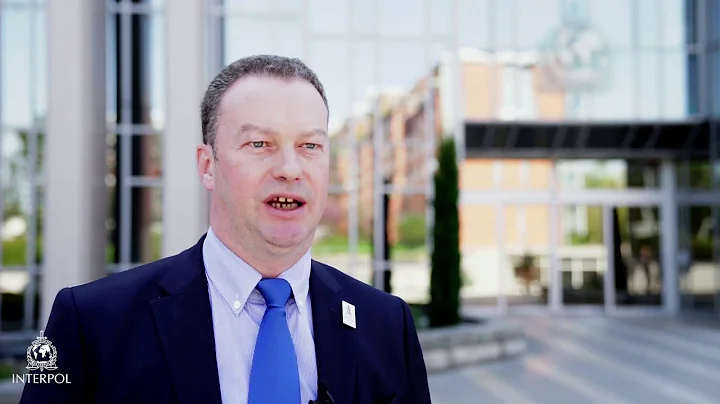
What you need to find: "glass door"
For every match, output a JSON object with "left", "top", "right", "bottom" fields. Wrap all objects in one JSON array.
[
  {"left": 608, "top": 205, "right": 663, "bottom": 308},
  {"left": 556, "top": 203, "right": 664, "bottom": 311},
  {"left": 678, "top": 205, "right": 720, "bottom": 313},
  {"left": 559, "top": 204, "right": 607, "bottom": 307}
]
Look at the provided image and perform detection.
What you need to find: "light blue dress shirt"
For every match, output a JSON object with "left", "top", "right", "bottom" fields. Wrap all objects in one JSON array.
[{"left": 202, "top": 227, "right": 318, "bottom": 404}]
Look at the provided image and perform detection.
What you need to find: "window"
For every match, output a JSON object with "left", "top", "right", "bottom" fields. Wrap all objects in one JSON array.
[
  {"left": 0, "top": 1, "right": 46, "bottom": 333},
  {"left": 107, "top": 1, "right": 164, "bottom": 269}
]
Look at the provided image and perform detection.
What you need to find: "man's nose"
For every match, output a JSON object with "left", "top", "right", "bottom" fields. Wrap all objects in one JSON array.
[{"left": 273, "top": 150, "right": 302, "bottom": 182}]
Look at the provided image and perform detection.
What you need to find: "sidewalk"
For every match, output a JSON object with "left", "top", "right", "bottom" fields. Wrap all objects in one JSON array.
[
  {"left": 429, "top": 314, "right": 720, "bottom": 403},
  {"left": 0, "top": 380, "right": 22, "bottom": 404}
]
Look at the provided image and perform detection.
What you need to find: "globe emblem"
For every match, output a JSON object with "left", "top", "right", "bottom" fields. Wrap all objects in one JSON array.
[
  {"left": 26, "top": 331, "right": 58, "bottom": 371},
  {"left": 32, "top": 342, "right": 52, "bottom": 361},
  {"left": 540, "top": 24, "right": 611, "bottom": 91}
]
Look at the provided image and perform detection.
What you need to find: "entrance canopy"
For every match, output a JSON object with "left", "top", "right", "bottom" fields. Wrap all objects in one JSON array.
[{"left": 464, "top": 119, "right": 714, "bottom": 159}]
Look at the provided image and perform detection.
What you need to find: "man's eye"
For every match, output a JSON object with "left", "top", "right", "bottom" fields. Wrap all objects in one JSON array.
[
  {"left": 251, "top": 141, "right": 266, "bottom": 148},
  {"left": 304, "top": 143, "right": 320, "bottom": 149}
]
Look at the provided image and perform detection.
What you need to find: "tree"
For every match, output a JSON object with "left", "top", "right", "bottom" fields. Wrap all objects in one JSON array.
[{"left": 428, "top": 138, "right": 461, "bottom": 328}]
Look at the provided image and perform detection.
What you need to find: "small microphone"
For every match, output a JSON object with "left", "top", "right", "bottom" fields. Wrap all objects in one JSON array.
[
  {"left": 324, "top": 389, "right": 336, "bottom": 404},
  {"left": 308, "top": 381, "right": 336, "bottom": 404}
]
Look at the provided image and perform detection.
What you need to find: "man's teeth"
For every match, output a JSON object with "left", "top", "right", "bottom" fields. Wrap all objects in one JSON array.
[
  {"left": 270, "top": 197, "right": 300, "bottom": 210},
  {"left": 271, "top": 202, "right": 299, "bottom": 209}
]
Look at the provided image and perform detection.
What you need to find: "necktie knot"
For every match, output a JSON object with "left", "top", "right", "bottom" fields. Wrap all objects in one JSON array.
[{"left": 256, "top": 278, "right": 292, "bottom": 309}]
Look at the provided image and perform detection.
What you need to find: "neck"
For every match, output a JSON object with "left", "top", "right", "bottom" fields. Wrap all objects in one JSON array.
[{"left": 209, "top": 215, "right": 310, "bottom": 279}]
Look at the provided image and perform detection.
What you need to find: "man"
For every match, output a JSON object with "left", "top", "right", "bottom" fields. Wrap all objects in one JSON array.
[{"left": 21, "top": 55, "right": 431, "bottom": 404}]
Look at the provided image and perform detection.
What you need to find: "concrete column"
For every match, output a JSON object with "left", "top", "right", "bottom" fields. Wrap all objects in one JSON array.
[
  {"left": 43, "top": 0, "right": 107, "bottom": 325},
  {"left": 163, "top": 0, "right": 209, "bottom": 257},
  {"left": 660, "top": 160, "right": 680, "bottom": 315}
]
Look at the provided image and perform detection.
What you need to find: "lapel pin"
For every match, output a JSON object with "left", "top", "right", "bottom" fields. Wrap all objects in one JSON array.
[{"left": 342, "top": 301, "right": 356, "bottom": 329}]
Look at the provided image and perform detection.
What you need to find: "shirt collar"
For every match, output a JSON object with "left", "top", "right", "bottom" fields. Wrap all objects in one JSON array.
[{"left": 202, "top": 227, "right": 311, "bottom": 316}]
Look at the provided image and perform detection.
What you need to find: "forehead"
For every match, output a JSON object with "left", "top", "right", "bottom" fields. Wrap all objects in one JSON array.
[{"left": 218, "top": 75, "right": 328, "bottom": 132}]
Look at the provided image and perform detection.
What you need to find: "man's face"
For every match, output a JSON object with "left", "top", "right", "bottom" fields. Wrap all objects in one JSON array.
[{"left": 201, "top": 76, "right": 329, "bottom": 252}]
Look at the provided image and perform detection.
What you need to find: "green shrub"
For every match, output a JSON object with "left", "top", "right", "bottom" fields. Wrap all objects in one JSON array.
[
  {"left": 0, "top": 361, "right": 18, "bottom": 380},
  {"left": 428, "top": 138, "right": 461, "bottom": 328},
  {"left": 398, "top": 213, "right": 426, "bottom": 248}
]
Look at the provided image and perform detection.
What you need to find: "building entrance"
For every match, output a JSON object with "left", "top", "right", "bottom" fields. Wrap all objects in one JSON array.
[{"left": 460, "top": 159, "right": 678, "bottom": 316}]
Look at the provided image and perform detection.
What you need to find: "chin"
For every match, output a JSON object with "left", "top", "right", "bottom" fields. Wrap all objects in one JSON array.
[
  {"left": 266, "top": 238, "right": 308, "bottom": 250},
  {"left": 263, "top": 230, "right": 309, "bottom": 249}
]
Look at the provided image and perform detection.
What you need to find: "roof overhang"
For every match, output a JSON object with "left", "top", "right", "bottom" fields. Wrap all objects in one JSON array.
[{"left": 464, "top": 119, "right": 715, "bottom": 160}]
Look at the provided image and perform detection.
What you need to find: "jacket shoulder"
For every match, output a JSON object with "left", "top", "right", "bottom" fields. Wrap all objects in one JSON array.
[{"left": 68, "top": 249, "right": 195, "bottom": 312}]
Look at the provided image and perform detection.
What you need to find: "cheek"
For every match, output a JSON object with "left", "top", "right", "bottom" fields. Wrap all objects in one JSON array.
[
  {"left": 216, "top": 162, "right": 259, "bottom": 202},
  {"left": 309, "top": 166, "right": 330, "bottom": 191}
]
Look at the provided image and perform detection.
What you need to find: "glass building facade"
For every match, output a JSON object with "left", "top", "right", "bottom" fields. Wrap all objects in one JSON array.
[{"left": 0, "top": 0, "right": 718, "bottom": 346}]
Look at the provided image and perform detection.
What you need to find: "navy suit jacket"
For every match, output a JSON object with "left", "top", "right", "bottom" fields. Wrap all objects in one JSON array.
[{"left": 20, "top": 235, "right": 431, "bottom": 404}]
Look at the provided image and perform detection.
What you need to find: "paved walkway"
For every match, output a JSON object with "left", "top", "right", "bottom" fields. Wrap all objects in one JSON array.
[{"left": 430, "top": 315, "right": 720, "bottom": 404}]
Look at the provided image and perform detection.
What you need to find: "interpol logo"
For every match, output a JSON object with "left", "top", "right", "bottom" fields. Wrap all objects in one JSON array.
[
  {"left": 12, "top": 330, "right": 71, "bottom": 384},
  {"left": 540, "top": 23, "right": 611, "bottom": 91},
  {"left": 26, "top": 330, "right": 58, "bottom": 372}
]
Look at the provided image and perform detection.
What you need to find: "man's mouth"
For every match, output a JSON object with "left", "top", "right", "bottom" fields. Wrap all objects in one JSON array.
[{"left": 265, "top": 196, "right": 305, "bottom": 210}]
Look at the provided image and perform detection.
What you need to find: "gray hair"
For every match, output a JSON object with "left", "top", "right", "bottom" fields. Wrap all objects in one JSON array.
[{"left": 201, "top": 55, "right": 329, "bottom": 157}]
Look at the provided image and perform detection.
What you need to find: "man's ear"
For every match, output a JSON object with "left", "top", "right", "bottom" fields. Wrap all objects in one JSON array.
[{"left": 197, "top": 144, "right": 215, "bottom": 191}]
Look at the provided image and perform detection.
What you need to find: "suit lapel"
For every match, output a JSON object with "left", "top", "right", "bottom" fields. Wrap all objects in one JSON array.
[
  {"left": 310, "top": 261, "right": 357, "bottom": 403},
  {"left": 150, "top": 236, "right": 222, "bottom": 404}
]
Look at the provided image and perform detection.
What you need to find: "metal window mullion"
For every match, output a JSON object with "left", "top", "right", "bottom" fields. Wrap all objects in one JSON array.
[
  {"left": 346, "top": 114, "right": 360, "bottom": 279},
  {"left": 631, "top": 0, "right": 640, "bottom": 119},
  {"left": 24, "top": 128, "right": 39, "bottom": 331},
  {"left": 308, "top": 33, "right": 449, "bottom": 42},
  {"left": 205, "top": 0, "right": 224, "bottom": 80},
  {"left": 119, "top": 2, "right": 133, "bottom": 268},
  {"left": 106, "top": 8, "right": 117, "bottom": 130},
  {"left": 204, "top": 6, "right": 300, "bottom": 20},
  {"left": 109, "top": 123, "right": 161, "bottom": 136},
  {"left": 488, "top": 0, "right": 497, "bottom": 117},
  {"left": 371, "top": 0, "right": 386, "bottom": 289},
  {"left": 0, "top": 1, "right": 43, "bottom": 10},
  {"left": 23, "top": 2, "right": 41, "bottom": 331},
  {"left": 549, "top": 161, "right": 561, "bottom": 312},
  {"left": 511, "top": 0, "right": 519, "bottom": 118},
  {"left": 268, "top": 0, "right": 280, "bottom": 54},
  {"left": 698, "top": 0, "right": 709, "bottom": 116},
  {"left": 451, "top": 0, "right": 463, "bottom": 160},
  {"left": 345, "top": 0, "right": 360, "bottom": 280},
  {"left": 496, "top": 201, "right": 508, "bottom": 312},
  {"left": 584, "top": 0, "right": 594, "bottom": 118},
  {"left": 0, "top": 0, "right": 6, "bottom": 333},
  {"left": 657, "top": 1, "right": 665, "bottom": 118},
  {"left": 301, "top": 0, "right": 310, "bottom": 62},
  {"left": 423, "top": 0, "right": 435, "bottom": 257}
]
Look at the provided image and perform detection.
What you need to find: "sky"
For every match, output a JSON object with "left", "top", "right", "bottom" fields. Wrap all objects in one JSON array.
[{"left": 0, "top": 0, "right": 695, "bottom": 154}]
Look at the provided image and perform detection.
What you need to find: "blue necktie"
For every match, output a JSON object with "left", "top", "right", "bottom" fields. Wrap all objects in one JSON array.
[{"left": 248, "top": 278, "right": 301, "bottom": 404}]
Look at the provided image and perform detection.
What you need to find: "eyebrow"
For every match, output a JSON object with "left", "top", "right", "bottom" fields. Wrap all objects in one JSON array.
[
  {"left": 238, "top": 123, "right": 328, "bottom": 138},
  {"left": 305, "top": 128, "right": 329, "bottom": 138},
  {"left": 238, "top": 123, "right": 274, "bottom": 137}
]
